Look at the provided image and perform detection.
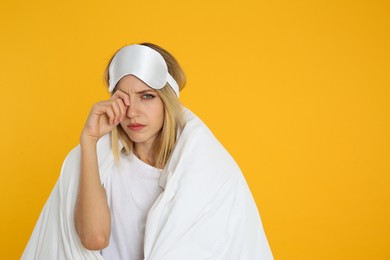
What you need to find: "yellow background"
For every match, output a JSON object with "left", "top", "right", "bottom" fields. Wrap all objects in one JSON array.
[{"left": 1, "top": 0, "right": 389, "bottom": 259}]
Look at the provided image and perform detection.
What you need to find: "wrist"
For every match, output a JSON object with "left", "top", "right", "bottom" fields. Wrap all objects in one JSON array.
[{"left": 80, "top": 134, "right": 98, "bottom": 147}]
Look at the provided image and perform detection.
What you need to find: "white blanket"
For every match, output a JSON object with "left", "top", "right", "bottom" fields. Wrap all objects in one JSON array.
[{"left": 22, "top": 108, "right": 273, "bottom": 260}]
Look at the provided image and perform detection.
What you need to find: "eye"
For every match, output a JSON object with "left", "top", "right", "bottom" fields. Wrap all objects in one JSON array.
[{"left": 142, "top": 93, "right": 155, "bottom": 100}]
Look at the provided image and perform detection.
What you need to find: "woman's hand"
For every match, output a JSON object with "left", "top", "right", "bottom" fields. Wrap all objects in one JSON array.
[
  {"left": 75, "top": 90, "right": 130, "bottom": 250},
  {"left": 80, "top": 90, "right": 130, "bottom": 144}
]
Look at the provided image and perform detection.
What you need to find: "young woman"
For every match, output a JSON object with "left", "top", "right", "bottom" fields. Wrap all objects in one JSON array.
[{"left": 22, "top": 43, "right": 273, "bottom": 260}]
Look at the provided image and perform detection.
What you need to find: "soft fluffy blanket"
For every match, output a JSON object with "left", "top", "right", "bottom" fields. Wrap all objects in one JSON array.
[{"left": 22, "top": 108, "right": 273, "bottom": 260}]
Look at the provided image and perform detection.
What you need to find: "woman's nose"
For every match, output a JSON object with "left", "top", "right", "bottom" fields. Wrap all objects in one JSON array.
[{"left": 126, "top": 99, "right": 139, "bottom": 118}]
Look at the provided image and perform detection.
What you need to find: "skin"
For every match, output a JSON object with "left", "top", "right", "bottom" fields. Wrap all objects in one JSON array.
[
  {"left": 117, "top": 75, "right": 165, "bottom": 165},
  {"left": 74, "top": 75, "right": 165, "bottom": 250}
]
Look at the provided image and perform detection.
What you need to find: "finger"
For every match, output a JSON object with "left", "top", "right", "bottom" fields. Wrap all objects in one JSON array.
[
  {"left": 91, "top": 102, "right": 108, "bottom": 115},
  {"left": 110, "top": 101, "right": 121, "bottom": 125},
  {"left": 112, "top": 90, "right": 130, "bottom": 106},
  {"left": 115, "top": 98, "right": 126, "bottom": 122},
  {"left": 105, "top": 106, "right": 115, "bottom": 125}
]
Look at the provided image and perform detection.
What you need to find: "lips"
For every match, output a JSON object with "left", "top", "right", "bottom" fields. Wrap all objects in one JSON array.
[{"left": 127, "top": 123, "right": 145, "bottom": 131}]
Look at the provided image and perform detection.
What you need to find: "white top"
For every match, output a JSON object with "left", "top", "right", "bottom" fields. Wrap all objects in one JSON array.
[{"left": 101, "top": 153, "right": 164, "bottom": 260}]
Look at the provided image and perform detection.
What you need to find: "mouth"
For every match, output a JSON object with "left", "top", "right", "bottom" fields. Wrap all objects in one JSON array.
[{"left": 127, "top": 124, "right": 145, "bottom": 131}]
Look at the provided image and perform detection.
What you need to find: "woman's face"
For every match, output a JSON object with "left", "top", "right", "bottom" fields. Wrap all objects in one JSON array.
[{"left": 116, "top": 75, "right": 164, "bottom": 149}]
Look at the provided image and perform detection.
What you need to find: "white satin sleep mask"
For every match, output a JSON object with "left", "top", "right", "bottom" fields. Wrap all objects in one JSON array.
[{"left": 108, "top": 44, "right": 180, "bottom": 97}]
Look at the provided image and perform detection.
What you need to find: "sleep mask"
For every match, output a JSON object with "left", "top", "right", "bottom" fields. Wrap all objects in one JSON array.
[{"left": 108, "top": 44, "right": 179, "bottom": 97}]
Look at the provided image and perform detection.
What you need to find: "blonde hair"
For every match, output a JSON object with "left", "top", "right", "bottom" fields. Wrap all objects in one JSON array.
[{"left": 103, "top": 43, "right": 186, "bottom": 168}]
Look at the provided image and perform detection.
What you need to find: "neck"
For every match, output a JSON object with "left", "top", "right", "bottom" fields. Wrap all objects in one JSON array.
[{"left": 134, "top": 143, "right": 155, "bottom": 166}]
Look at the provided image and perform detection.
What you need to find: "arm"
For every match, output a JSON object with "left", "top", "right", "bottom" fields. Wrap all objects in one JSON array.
[
  {"left": 74, "top": 91, "right": 130, "bottom": 250},
  {"left": 74, "top": 136, "right": 111, "bottom": 250}
]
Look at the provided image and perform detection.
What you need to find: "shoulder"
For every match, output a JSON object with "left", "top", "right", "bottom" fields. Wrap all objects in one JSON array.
[{"left": 168, "top": 108, "right": 241, "bottom": 182}]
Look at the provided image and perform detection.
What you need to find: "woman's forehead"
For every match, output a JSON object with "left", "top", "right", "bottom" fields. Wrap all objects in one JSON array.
[{"left": 116, "top": 75, "right": 155, "bottom": 93}]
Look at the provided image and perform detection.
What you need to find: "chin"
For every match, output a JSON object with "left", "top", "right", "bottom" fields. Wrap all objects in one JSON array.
[
  {"left": 129, "top": 138, "right": 146, "bottom": 144},
  {"left": 127, "top": 133, "right": 148, "bottom": 143},
  {"left": 127, "top": 136, "right": 144, "bottom": 143}
]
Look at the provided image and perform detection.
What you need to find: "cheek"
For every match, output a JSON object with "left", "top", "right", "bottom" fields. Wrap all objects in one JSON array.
[
  {"left": 119, "top": 121, "right": 128, "bottom": 133},
  {"left": 147, "top": 98, "right": 165, "bottom": 130}
]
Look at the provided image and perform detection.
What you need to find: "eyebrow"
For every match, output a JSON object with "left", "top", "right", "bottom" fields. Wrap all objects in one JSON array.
[
  {"left": 135, "top": 89, "right": 157, "bottom": 94},
  {"left": 115, "top": 87, "right": 156, "bottom": 96}
]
